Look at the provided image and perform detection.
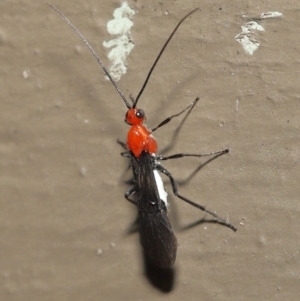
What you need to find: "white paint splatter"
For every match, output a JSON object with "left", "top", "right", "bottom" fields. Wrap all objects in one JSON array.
[
  {"left": 260, "top": 12, "right": 282, "bottom": 19},
  {"left": 22, "top": 69, "right": 30, "bottom": 79},
  {"left": 235, "top": 11, "right": 282, "bottom": 55},
  {"left": 236, "top": 99, "right": 239, "bottom": 111},
  {"left": 235, "top": 21, "right": 264, "bottom": 55},
  {"left": 103, "top": 2, "right": 135, "bottom": 81}
]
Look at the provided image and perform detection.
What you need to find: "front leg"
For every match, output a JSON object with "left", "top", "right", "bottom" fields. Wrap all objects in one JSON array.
[
  {"left": 156, "top": 149, "right": 229, "bottom": 161},
  {"left": 150, "top": 97, "right": 199, "bottom": 133}
]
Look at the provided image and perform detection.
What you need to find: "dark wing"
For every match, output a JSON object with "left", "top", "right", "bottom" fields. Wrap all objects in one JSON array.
[{"left": 139, "top": 208, "right": 177, "bottom": 268}]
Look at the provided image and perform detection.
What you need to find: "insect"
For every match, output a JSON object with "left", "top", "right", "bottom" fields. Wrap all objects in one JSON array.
[{"left": 47, "top": 3, "right": 237, "bottom": 268}]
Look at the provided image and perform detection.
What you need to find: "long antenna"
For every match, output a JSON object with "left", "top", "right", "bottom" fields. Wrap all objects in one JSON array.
[
  {"left": 46, "top": 2, "right": 132, "bottom": 109},
  {"left": 132, "top": 8, "right": 199, "bottom": 108}
]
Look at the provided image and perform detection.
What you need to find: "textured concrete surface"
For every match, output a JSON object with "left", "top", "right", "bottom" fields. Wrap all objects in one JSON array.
[{"left": 1, "top": 1, "right": 299, "bottom": 300}]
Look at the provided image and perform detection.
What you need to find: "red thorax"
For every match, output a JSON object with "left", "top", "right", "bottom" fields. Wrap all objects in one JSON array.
[{"left": 125, "top": 108, "right": 157, "bottom": 157}]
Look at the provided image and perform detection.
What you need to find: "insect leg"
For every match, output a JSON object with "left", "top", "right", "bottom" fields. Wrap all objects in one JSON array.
[
  {"left": 117, "top": 139, "right": 128, "bottom": 150},
  {"left": 157, "top": 148, "right": 229, "bottom": 161},
  {"left": 155, "top": 164, "right": 237, "bottom": 231},
  {"left": 125, "top": 186, "right": 138, "bottom": 206},
  {"left": 150, "top": 97, "right": 199, "bottom": 133},
  {"left": 120, "top": 152, "right": 131, "bottom": 158}
]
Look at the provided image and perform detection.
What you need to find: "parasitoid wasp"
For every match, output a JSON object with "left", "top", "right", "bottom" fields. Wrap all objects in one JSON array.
[{"left": 47, "top": 3, "right": 237, "bottom": 268}]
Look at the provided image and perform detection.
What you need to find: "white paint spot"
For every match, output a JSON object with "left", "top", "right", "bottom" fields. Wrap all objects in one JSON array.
[
  {"left": 239, "top": 218, "right": 246, "bottom": 226},
  {"left": 103, "top": 2, "right": 135, "bottom": 81},
  {"left": 235, "top": 12, "right": 282, "bottom": 55},
  {"left": 260, "top": 12, "right": 282, "bottom": 19},
  {"left": 153, "top": 170, "right": 168, "bottom": 208},
  {"left": 235, "top": 21, "right": 264, "bottom": 55},
  {"left": 22, "top": 70, "right": 30, "bottom": 79},
  {"left": 79, "top": 166, "right": 87, "bottom": 177},
  {"left": 236, "top": 99, "right": 239, "bottom": 111}
]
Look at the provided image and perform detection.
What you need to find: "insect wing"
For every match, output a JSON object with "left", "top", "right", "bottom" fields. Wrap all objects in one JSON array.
[{"left": 139, "top": 208, "right": 177, "bottom": 268}]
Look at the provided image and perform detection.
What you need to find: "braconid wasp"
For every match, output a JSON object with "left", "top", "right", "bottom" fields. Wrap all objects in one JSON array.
[{"left": 47, "top": 3, "right": 237, "bottom": 268}]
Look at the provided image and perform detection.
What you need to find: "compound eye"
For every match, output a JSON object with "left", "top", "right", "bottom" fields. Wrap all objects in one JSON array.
[{"left": 136, "top": 109, "right": 145, "bottom": 119}]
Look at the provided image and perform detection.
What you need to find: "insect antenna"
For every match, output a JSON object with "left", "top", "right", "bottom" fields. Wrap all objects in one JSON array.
[
  {"left": 132, "top": 8, "right": 199, "bottom": 108},
  {"left": 46, "top": 1, "right": 132, "bottom": 109}
]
